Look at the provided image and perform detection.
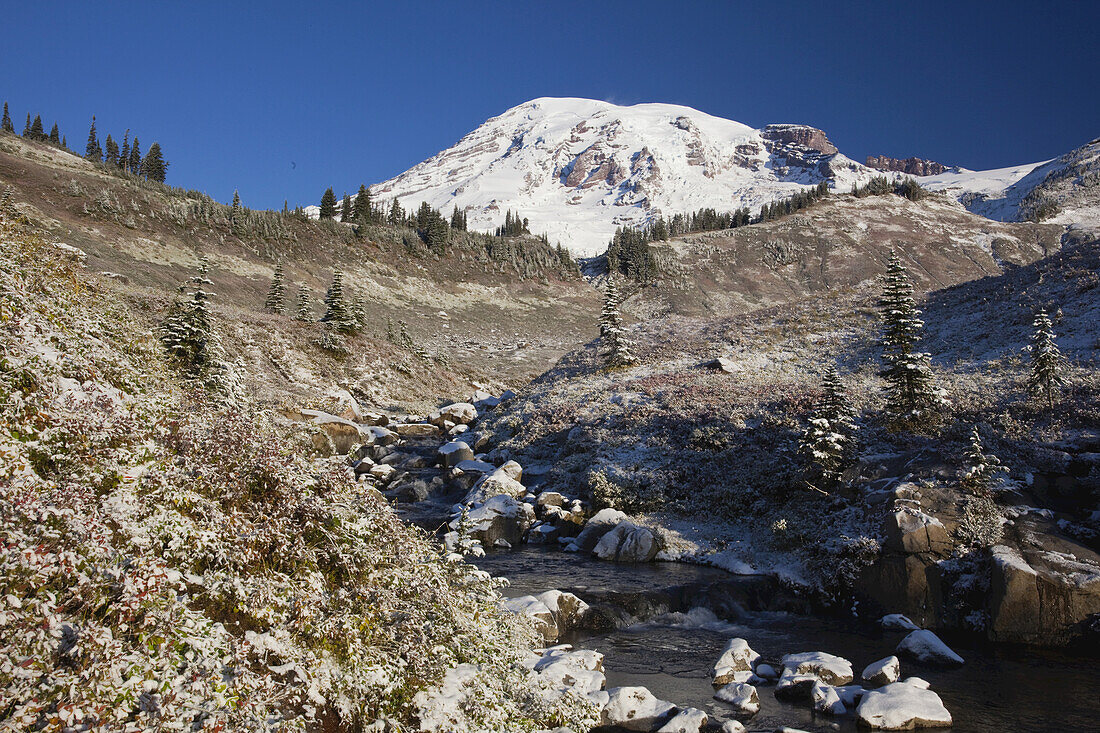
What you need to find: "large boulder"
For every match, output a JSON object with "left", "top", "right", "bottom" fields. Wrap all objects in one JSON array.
[
  {"left": 432, "top": 402, "right": 478, "bottom": 426},
  {"left": 856, "top": 682, "right": 952, "bottom": 729},
  {"left": 567, "top": 509, "right": 630, "bottom": 553},
  {"left": 655, "top": 707, "right": 707, "bottom": 733},
  {"left": 437, "top": 440, "right": 474, "bottom": 468},
  {"left": 710, "top": 638, "right": 761, "bottom": 686},
  {"left": 811, "top": 680, "right": 847, "bottom": 716},
  {"left": 593, "top": 521, "right": 663, "bottom": 562},
  {"left": 780, "top": 651, "right": 854, "bottom": 686},
  {"left": 462, "top": 466, "right": 527, "bottom": 506},
  {"left": 602, "top": 687, "right": 677, "bottom": 731},
  {"left": 862, "top": 656, "right": 901, "bottom": 686},
  {"left": 713, "top": 682, "right": 759, "bottom": 716},
  {"left": 896, "top": 630, "right": 964, "bottom": 667},
  {"left": 536, "top": 590, "right": 591, "bottom": 634},
  {"left": 287, "top": 409, "right": 367, "bottom": 454},
  {"left": 884, "top": 508, "right": 953, "bottom": 555},
  {"left": 502, "top": 595, "right": 557, "bottom": 641},
  {"left": 456, "top": 494, "right": 533, "bottom": 546},
  {"left": 987, "top": 543, "right": 1100, "bottom": 644},
  {"left": 392, "top": 422, "right": 441, "bottom": 438}
]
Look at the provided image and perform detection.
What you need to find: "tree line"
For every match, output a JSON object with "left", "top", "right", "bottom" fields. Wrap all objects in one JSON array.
[{"left": 1, "top": 101, "right": 168, "bottom": 183}]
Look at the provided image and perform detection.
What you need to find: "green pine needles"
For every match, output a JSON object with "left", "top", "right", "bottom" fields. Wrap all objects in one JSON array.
[
  {"left": 159, "top": 257, "right": 237, "bottom": 395},
  {"left": 601, "top": 276, "right": 636, "bottom": 367},
  {"left": 1027, "top": 309, "right": 1065, "bottom": 408},
  {"left": 799, "top": 364, "right": 859, "bottom": 492},
  {"left": 265, "top": 264, "right": 287, "bottom": 313},
  {"left": 879, "top": 251, "right": 942, "bottom": 426}
]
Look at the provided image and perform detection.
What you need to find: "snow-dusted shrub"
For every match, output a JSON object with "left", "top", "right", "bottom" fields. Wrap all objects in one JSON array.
[
  {"left": 0, "top": 221, "right": 593, "bottom": 732},
  {"left": 956, "top": 494, "right": 1004, "bottom": 548}
]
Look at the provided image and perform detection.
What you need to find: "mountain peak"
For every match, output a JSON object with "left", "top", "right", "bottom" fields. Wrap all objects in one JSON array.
[{"left": 372, "top": 98, "right": 876, "bottom": 255}]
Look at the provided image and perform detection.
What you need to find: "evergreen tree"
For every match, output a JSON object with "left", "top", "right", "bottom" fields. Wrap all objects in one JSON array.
[
  {"left": 0, "top": 186, "right": 15, "bottom": 220},
  {"left": 30, "top": 115, "right": 45, "bottom": 141},
  {"left": 353, "top": 184, "right": 371, "bottom": 222},
  {"left": 158, "top": 258, "right": 236, "bottom": 396},
  {"left": 1027, "top": 309, "right": 1065, "bottom": 408},
  {"left": 48, "top": 122, "right": 60, "bottom": 145},
  {"left": 321, "top": 269, "right": 354, "bottom": 332},
  {"left": 601, "top": 276, "right": 636, "bottom": 367},
  {"left": 319, "top": 187, "right": 337, "bottom": 219},
  {"left": 340, "top": 192, "right": 353, "bottom": 222},
  {"left": 61, "top": 135, "right": 67, "bottom": 149},
  {"left": 293, "top": 285, "right": 312, "bottom": 321},
  {"left": 350, "top": 294, "right": 367, "bottom": 331},
  {"left": 879, "top": 252, "right": 940, "bottom": 425},
  {"left": 0, "top": 102, "right": 12, "bottom": 134},
  {"left": 231, "top": 190, "right": 243, "bottom": 233},
  {"left": 119, "top": 130, "right": 131, "bottom": 171},
  {"left": 84, "top": 115, "right": 102, "bottom": 162},
  {"left": 389, "top": 199, "right": 404, "bottom": 226},
  {"left": 128, "top": 138, "right": 142, "bottom": 174},
  {"left": 265, "top": 264, "right": 287, "bottom": 313},
  {"left": 141, "top": 142, "right": 168, "bottom": 182},
  {"left": 799, "top": 365, "right": 859, "bottom": 491},
  {"left": 104, "top": 134, "right": 119, "bottom": 166},
  {"left": 961, "top": 426, "right": 1002, "bottom": 497},
  {"left": 22, "top": 113, "right": 30, "bottom": 137},
  {"left": 450, "top": 206, "right": 467, "bottom": 231}
]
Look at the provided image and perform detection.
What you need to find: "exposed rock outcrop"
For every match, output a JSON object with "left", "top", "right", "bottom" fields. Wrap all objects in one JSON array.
[{"left": 866, "top": 154, "right": 950, "bottom": 177}]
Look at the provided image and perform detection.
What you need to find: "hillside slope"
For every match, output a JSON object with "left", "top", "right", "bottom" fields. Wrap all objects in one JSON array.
[{"left": 0, "top": 132, "right": 600, "bottom": 411}]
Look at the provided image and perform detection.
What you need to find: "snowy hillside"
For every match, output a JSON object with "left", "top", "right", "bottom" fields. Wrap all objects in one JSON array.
[
  {"left": 919, "top": 137, "right": 1100, "bottom": 230},
  {"left": 366, "top": 97, "right": 880, "bottom": 255}
]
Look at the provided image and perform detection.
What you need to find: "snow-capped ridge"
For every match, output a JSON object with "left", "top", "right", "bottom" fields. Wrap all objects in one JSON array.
[{"left": 367, "top": 97, "right": 881, "bottom": 255}]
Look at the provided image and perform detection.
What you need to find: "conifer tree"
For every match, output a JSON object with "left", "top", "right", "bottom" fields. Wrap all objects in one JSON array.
[
  {"left": 601, "top": 276, "right": 636, "bottom": 367},
  {"left": 340, "top": 192, "right": 352, "bottom": 222},
  {"left": 961, "top": 426, "right": 1002, "bottom": 497},
  {"left": 48, "top": 122, "right": 60, "bottom": 145},
  {"left": 22, "top": 114, "right": 30, "bottom": 137},
  {"left": 104, "top": 134, "right": 119, "bottom": 166},
  {"left": 30, "top": 115, "right": 45, "bottom": 141},
  {"left": 0, "top": 102, "right": 12, "bottom": 134},
  {"left": 1027, "top": 309, "right": 1065, "bottom": 408},
  {"left": 293, "top": 285, "right": 312, "bottom": 321},
  {"left": 350, "top": 294, "right": 367, "bottom": 330},
  {"left": 799, "top": 364, "right": 859, "bottom": 491},
  {"left": 879, "top": 252, "right": 940, "bottom": 425},
  {"left": 265, "top": 263, "right": 287, "bottom": 313},
  {"left": 321, "top": 269, "right": 355, "bottom": 332},
  {"left": 85, "top": 115, "right": 102, "bottom": 162},
  {"left": 231, "top": 190, "right": 243, "bottom": 233},
  {"left": 141, "top": 142, "right": 168, "bottom": 182},
  {"left": 353, "top": 184, "right": 371, "bottom": 222},
  {"left": 128, "top": 138, "right": 142, "bottom": 174},
  {"left": 0, "top": 186, "right": 15, "bottom": 220},
  {"left": 319, "top": 187, "right": 337, "bottom": 219},
  {"left": 158, "top": 257, "right": 236, "bottom": 396},
  {"left": 388, "top": 199, "right": 404, "bottom": 226},
  {"left": 61, "top": 135, "right": 67, "bottom": 149},
  {"left": 120, "top": 130, "right": 131, "bottom": 171}
]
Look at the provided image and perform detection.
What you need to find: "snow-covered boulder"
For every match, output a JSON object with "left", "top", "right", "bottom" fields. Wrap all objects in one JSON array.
[
  {"left": 656, "top": 707, "right": 708, "bottom": 733},
  {"left": 462, "top": 466, "right": 527, "bottom": 506},
  {"left": 454, "top": 458, "right": 495, "bottom": 474},
  {"left": 537, "top": 491, "right": 566, "bottom": 509},
  {"left": 856, "top": 682, "right": 952, "bottom": 729},
  {"left": 368, "top": 463, "right": 396, "bottom": 484},
  {"left": 366, "top": 425, "right": 398, "bottom": 445},
  {"left": 713, "top": 682, "right": 759, "bottom": 716},
  {"left": 862, "top": 656, "right": 901, "bottom": 686},
  {"left": 774, "top": 668, "right": 819, "bottom": 702},
  {"left": 719, "top": 722, "right": 746, "bottom": 733},
  {"left": 881, "top": 613, "right": 920, "bottom": 631},
  {"left": 438, "top": 440, "right": 474, "bottom": 468},
  {"left": 499, "top": 459, "right": 523, "bottom": 482},
  {"left": 567, "top": 508, "right": 629, "bottom": 553},
  {"left": 456, "top": 494, "right": 533, "bottom": 546},
  {"left": 602, "top": 686, "right": 678, "bottom": 731},
  {"left": 896, "top": 630, "right": 964, "bottom": 666},
  {"left": 780, "top": 651, "right": 854, "bottom": 686},
  {"left": 753, "top": 662, "right": 778, "bottom": 680},
  {"left": 503, "top": 595, "right": 558, "bottom": 641},
  {"left": 593, "top": 521, "right": 663, "bottom": 562},
  {"left": 533, "top": 647, "right": 603, "bottom": 674},
  {"left": 710, "top": 638, "right": 761, "bottom": 686},
  {"left": 536, "top": 590, "right": 590, "bottom": 634},
  {"left": 292, "top": 408, "right": 367, "bottom": 453},
  {"left": 811, "top": 680, "right": 846, "bottom": 716},
  {"left": 901, "top": 677, "right": 931, "bottom": 689},
  {"left": 432, "top": 402, "right": 478, "bottom": 426}
]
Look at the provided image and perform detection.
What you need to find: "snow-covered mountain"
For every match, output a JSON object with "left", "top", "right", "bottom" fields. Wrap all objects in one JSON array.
[
  {"left": 369, "top": 97, "right": 878, "bottom": 255},
  {"left": 918, "top": 137, "right": 1100, "bottom": 231}
]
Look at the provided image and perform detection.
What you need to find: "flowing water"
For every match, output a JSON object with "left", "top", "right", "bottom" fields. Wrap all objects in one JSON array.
[{"left": 472, "top": 545, "right": 1100, "bottom": 732}]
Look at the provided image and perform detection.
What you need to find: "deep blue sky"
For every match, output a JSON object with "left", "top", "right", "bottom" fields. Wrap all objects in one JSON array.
[{"left": 2, "top": 1, "right": 1097, "bottom": 210}]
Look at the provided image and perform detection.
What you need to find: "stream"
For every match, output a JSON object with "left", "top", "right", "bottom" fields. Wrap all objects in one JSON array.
[{"left": 471, "top": 545, "right": 1100, "bottom": 732}]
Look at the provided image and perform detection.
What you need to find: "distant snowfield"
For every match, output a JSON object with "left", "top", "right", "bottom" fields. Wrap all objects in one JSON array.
[
  {"left": 306, "top": 98, "right": 1094, "bottom": 255},
  {"left": 358, "top": 97, "right": 878, "bottom": 256}
]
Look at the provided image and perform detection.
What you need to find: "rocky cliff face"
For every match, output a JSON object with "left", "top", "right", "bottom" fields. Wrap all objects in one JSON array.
[{"left": 866, "top": 154, "right": 950, "bottom": 176}]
